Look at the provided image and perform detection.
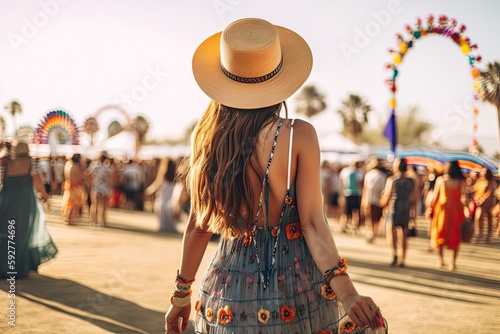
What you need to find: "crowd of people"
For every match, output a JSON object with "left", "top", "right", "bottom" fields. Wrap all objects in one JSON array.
[
  {"left": 320, "top": 156, "right": 500, "bottom": 270},
  {"left": 0, "top": 146, "right": 189, "bottom": 230}
]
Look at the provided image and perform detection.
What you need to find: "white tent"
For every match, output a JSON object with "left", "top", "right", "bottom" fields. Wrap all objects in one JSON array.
[{"left": 318, "top": 132, "right": 369, "bottom": 165}]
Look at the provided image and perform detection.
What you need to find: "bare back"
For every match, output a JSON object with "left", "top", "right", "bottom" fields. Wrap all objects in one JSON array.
[{"left": 249, "top": 118, "right": 322, "bottom": 228}]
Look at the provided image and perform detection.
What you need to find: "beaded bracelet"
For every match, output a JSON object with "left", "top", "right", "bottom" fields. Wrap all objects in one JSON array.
[
  {"left": 170, "top": 290, "right": 192, "bottom": 308},
  {"left": 322, "top": 258, "right": 348, "bottom": 287},
  {"left": 176, "top": 270, "right": 195, "bottom": 284},
  {"left": 174, "top": 283, "right": 192, "bottom": 294}
]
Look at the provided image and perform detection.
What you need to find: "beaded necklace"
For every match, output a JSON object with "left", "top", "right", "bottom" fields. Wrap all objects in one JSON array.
[{"left": 251, "top": 118, "right": 290, "bottom": 289}]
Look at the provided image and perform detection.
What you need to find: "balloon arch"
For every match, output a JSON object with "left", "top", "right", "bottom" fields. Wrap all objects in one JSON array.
[{"left": 385, "top": 14, "right": 482, "bottom": 151}]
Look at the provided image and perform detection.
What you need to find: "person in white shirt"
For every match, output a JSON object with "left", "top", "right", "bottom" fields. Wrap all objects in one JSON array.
[{"left": 361, "top": 158, "right": 388, "bottom": 242}]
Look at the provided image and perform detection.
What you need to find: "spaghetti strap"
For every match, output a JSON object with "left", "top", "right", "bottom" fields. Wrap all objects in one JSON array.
[{"left": 287, "top": 119, "right": 295, "bottom": 190}]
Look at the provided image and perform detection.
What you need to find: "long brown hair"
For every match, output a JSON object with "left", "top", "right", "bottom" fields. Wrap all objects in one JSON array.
[{"left": 181, "top": 100, "right": 285, "bottom": 238}]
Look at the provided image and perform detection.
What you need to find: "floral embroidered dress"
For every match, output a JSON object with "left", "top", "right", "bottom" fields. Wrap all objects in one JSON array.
[{"left": 193, "top": 119, "right": 369, "bottom": 334}]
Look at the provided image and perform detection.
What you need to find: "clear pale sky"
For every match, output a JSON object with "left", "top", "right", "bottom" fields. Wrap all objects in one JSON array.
[{"left": 1, "top": 0, "right": 499, "bottom": 153}]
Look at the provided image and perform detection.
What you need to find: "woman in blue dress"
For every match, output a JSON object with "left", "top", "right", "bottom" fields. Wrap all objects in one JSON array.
[
  {"left": 0, "top": 141, "right": 58, "bottom": 278},
  {"left": 165, "top": 18, "right": 386, "bottom": 334}
]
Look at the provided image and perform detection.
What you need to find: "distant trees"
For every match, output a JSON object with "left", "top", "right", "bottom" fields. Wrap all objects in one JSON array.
[
  {"left": 83, "top": 116, "right": 99, "bottom": 146},
  {"left": 295, "top": 85, "right": 327, "bottom": 118},
  {"left": 395, "top": 106, "right": 433, "bottom": 146},
  {"left": 131, "top": 115, "right": 150, "bottom": 154},
  {"left": 479, "top": 61, "right": 500, "bottom": 147},
  {"left": 0, "top": 117, "right": 5, "bottom": 136},
  {"left": 337, "top": 94, "right": 372, "bottom": 142},
  {"left": 4, "top": 100, "right": 22, "bottom": 135}
]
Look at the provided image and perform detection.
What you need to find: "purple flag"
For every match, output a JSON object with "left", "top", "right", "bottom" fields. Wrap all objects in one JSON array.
[{"left": 383, "top": 109, "right": 397, "bottom": 153}]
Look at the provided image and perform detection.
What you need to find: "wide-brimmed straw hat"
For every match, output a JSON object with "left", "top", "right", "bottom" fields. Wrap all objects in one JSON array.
[{"left": 192, "top": 18, "right": 313, "bottom": 109}]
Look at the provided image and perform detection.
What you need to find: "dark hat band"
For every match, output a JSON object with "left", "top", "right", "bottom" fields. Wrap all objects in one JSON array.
[{"left": 220, "top": 57, "right": 283, "bottom": 84}]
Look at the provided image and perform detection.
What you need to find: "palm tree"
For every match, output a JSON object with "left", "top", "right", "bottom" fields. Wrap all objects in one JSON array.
[
  {"left": 395, "top": 106, "right": 433, "bottom": 146},
  {"left": 337, "top": 94, "right": 372, "bottom": 142},
  {"left": 83, "top": 116, "right": 99, "bottom": 146},
  {"left": 295, "top": 85, "right": 327, "bottom": 118},
  {"left": 479, "top": 61, "right": 500, "bottom": 147},
  {"left": 4, "top": 100, "right": 22, "bottom": 135},
  {"left": 131, "top": 115, "right": 149, "bottom": 155},
  {"left": 0, "top": 117, "right": 5, "bottom": 136}
]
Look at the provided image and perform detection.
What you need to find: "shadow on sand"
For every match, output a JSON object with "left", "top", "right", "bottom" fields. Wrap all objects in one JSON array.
[{"left": 0, "top": 274, "right": 166, "bottom": 333}]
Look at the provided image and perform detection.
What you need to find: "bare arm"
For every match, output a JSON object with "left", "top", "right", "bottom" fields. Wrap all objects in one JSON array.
[
  {"left": 32, "top": 172, "right": 49, "bottom": 200},
  {"left": 145, "top": 158, "right": 167, "bottom": 196},
  {"left": 177, "top": 213, "right": 213, "bottom": 280},
  {"left": 165, "top": 212, "right": 213, "bottom": 333},
  {"left": 430, "top": 176, "right": 443, "bottom": 207},
  {"left": 294, "top": 121, "right": 381, "bottom": 329},
  {"left": 379, "top": 177, "right": 393, "bottom": 208}
]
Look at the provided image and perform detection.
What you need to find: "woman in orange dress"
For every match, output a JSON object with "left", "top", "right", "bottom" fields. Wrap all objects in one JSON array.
[{"left": 429, "top": 161, "right": 466, "bottom": 271}]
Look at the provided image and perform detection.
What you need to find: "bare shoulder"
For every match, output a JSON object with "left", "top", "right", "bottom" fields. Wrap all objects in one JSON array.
[{"left": 290, "top": 119, "right": 319, "bottom": 148}]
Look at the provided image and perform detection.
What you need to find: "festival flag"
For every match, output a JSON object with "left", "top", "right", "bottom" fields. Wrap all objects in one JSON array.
[{"left": 383, "top": 109, "right": 397, "bottom": 153}]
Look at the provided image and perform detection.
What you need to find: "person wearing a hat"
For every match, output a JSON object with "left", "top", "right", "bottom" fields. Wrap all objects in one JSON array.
[
  {"left": 0, "top": 141, "right": 57, "bottom": 278},
  {"left": 164, "top": 18, "right": 386, "bottom": 334}
]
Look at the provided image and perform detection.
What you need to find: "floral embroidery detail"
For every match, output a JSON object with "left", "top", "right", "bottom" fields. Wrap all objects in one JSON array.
[
  {"left": 286, "top": 222, "right": 302, "bottom": 240},
  {"left": 298, "top": 304, "right": 306, "bottom": 316},
  {"left": 240, "top": 311, "right": 248, "bottom": 322},
  {"left": 249, "top": 254, "right": 256, "bottom": 263},
  {"left": 340, "top": 320, "right": 357, "bottom": 333},
  {"left": 258, "top": 308, "right": 270, "bottom": 324},
  {"left": 285, "top": 195, "right": 293, "bottom": 205},
  {"left": 272, "top": 311, "right": 280, "bottom": 320},
  {"left": 278, "top": 274, "right": 286, "bottom": 281},
  {"left": 247, "top": 276, "right": 254, "bottom": 284},
  {"left": 321, "top": 284, "right": 337, "bottom": 300},
  {"left": 217, "top": 306, "right": 233, "bottom": 325},
  {"left": 243, "top": 233, "right": 253, "bottom": 247},
  {"left": 280, "top": 305, "right": 296, "bottom": 323},
  {"left": 297, "top": 286, "right": 303, "bottom": 293},
  {"left": 270, "top": 226, "right": 279, "bottom": 237},
  {"left": 194, "top": 299, "right": 202, "bottom": 312},
  {"left": 205, "top": 308, "right": 214, "bottom": 322},
  {"left": 319, "top": 331, "right": 330, "bottom": 334}
]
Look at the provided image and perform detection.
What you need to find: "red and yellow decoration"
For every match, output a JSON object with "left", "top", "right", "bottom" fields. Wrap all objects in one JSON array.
[
  {"left": 340, "top": 319, "right": 358, "bottom": 333},
  {"left": 258, "top": 308, "right": 271, "bottom": 324},
  {"left": 321, "top": 284, "right": 337, "bottom": 300},
  {"left": 285, "top": 222, "right": 302, "bottom": 240},
  {"left": 385, "top": 14, "right": 482, "bottom": 151},
  {"left": 205, "top": 308, "right": 214, "bottom": 322},
  {"left": 194, "top": 299, "right": 202, "bottom": 312},
  {"left": 217, "top": 305, "right": 233, "bottom": 325},
  {"left": 280, "top": 305, "right": 296, "bottom": 323}
]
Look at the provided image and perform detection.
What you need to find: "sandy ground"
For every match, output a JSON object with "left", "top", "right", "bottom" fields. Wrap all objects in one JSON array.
[{"left": 1, "top": 196, "right": 499, "bottom": 333}]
